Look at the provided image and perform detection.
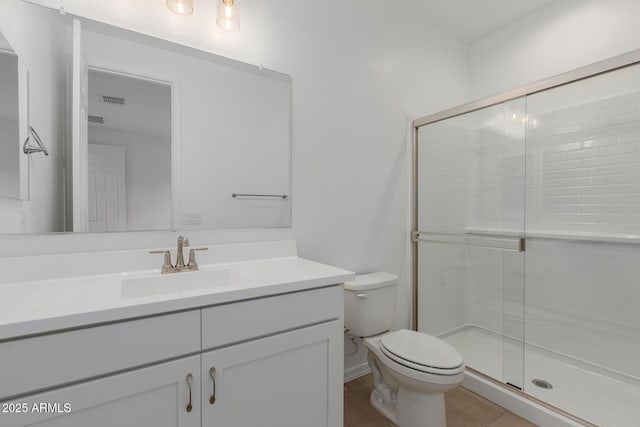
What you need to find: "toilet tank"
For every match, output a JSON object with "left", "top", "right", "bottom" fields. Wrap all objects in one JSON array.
[{"left": 344, "top": 272, "right": 398, "bottom": 337}]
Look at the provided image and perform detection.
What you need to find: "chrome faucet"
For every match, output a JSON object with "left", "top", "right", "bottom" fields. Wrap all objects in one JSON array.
[
  {"left": 175, "top": 235, "right": 190, "bottom": 272},
  {"left": 150, "top": 236, "right": 208, "bottom": 274}
]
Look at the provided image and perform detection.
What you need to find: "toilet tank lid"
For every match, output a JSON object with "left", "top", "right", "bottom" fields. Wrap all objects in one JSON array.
[{"left": 344, "top": 272, "right": 398, "bottom": 291}]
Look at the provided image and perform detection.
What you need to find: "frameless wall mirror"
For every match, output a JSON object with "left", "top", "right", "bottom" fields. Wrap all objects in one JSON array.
[{"left": 0, "top": 0, "right": 292, "bottom": 235}]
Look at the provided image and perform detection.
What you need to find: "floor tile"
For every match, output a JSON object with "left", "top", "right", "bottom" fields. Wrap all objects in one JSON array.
[
  {"left": 488, "top": 412, "right": 537, "bottom": 427},
  {"left": 344, "top": 374, "right": 537, "bottom": 427}
]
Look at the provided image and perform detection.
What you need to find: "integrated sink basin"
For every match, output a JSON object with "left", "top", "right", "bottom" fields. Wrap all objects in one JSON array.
[{"left": 121, "top": 268, "right": 247, "bottom": 298}]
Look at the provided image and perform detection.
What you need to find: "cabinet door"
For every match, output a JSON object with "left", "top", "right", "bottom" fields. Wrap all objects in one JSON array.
[
  {"left": 202, "top": 320, "right": 343, "bottom": 427},
  {"left": 1, "top": 355, "right": 200, "bottom": 427}
]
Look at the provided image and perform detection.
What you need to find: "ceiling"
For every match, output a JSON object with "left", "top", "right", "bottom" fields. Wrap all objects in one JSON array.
[
  {"left": 406, "top": 0, "right": 560, "bottom": 42},
  {"left": 27, "top": 0, "right": 562, "bottom": 44}
]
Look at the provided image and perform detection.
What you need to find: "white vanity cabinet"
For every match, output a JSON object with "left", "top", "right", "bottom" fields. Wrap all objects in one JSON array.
[
  {"left": 201, "top": 321, "right": 342, "bottom": 427},
  {"left": 0, "top": 283, "right": 344, "bottom": 427},
  {"left": 200, "top": 285, "right": 344, "bottom": 427},
  {"left": 1, "top": 356, "right": 201, "bottom": 427},
  {"left": 0, "top": 311, "right": 201, "bottom": 427}
]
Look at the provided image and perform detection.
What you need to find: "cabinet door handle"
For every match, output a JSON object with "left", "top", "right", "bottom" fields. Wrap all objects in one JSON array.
[
  {"left": 186, "top": 373, "right": 194, "bottom": 413},
  {"left": 209, "top": 367, "right": 217, "bottom": 405}
]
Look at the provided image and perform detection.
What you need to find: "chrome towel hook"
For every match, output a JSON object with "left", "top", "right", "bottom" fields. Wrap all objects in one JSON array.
[{"left": 23, "top": 126, "right": 49, "bottom": 156}]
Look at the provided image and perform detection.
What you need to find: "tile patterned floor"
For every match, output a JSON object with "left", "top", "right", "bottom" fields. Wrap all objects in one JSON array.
[{"left": 344, "top": 374, "right": 537, "bottom": 427}]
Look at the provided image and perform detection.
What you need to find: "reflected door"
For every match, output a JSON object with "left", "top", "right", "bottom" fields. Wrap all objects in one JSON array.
[
  {"left": 415, "top": 98, "right": 526, "bottom": 389},
  {"left": 88, "top": 144, "right": 126, "bottom": 232}
]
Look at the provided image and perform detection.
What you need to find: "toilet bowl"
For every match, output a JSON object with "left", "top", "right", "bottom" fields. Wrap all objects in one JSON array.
[
  {"left": 363, "top": 330, "right": 464, "bottom": 427},
  {"left": 344, "top": 273, "right": 464, "bottom": 427}
]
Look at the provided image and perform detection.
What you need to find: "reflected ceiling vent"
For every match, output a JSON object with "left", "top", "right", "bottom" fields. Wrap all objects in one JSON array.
[
  {"left": 102, "top": 95, "right": 125, "bottom": 105},
  {"left": 88, "top": 115, "right": 104, "bottom": 124}
]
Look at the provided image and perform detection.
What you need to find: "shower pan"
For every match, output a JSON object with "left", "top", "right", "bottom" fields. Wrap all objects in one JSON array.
[{"left": 412, "top": 50, "right": 640, "bottom": 427}]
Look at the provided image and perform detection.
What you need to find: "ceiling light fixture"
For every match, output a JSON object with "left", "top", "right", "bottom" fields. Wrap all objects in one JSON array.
[
  {"left": 166, "top": 0, "right": 194, "bottom": 15},
  {"left": 216, "top": 0, "right": 240, "bottom": 31}
]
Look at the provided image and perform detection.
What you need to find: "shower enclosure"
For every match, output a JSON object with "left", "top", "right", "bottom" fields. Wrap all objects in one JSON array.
[{"left": 413, "top": 52, "right": 640, "bottom": 427}]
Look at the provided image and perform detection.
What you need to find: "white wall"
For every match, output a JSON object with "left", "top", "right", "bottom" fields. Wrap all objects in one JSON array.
[
  {"left": 0, "top": 53, "right": 20, "bottom": 201},
  {"left": 0, "top": 119, "right": 20, "bottom": 200},
  {"left": 0, "top": 0, "right": 69, "bottom": 233},
  {"left": 470, "top": 0, "right": 640, "bottom": 99}
]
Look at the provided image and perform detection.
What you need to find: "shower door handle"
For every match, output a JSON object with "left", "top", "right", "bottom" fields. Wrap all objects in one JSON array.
[{"left": 413, "top": 231, "right": 525, "bottom": 253}]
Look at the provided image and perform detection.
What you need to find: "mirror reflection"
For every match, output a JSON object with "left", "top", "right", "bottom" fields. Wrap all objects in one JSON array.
[
  {"left": 0, "top": 31, "right": 20, "bottom": 201},
  {"left": 0, "top": 0, "right": 292, "bottom": 235},
  {"left": 87, "top": 70, "right": 172, "bottom": 232}
]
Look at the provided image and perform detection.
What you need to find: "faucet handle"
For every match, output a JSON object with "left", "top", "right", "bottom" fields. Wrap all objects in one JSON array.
[
  {"left": 150, "top": 250, "right": 175, "bottom": 274},
  {"left": 187, "top": 247, "right": 208, "bottom": 271}
]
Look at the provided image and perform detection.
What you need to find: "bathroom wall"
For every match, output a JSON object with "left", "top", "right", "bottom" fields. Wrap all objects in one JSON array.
[
  {"left": 0, "top": 53, "right": 20, "bottom": 202},
  {"left": 469, "top": 0, "right": 640, "bottom": 99},
  {"left": 0, "top": 1, "right": 69, "bottom": 233},
  {"left": 9, "top": 0, "right": 471, "bottom": 378}
]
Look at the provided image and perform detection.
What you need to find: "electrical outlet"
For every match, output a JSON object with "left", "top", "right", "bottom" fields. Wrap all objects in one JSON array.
[
  {"left": 183, "top": 212, "right": 202, "bottom": 226},
  {"left": 18, "top": 208, "right": 25, "bottom": 231}
]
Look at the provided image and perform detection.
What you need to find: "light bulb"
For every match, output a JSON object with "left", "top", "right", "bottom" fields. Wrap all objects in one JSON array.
[
  {"left": 217, "top": 0, "right": 240, "bottom": 31},
  {"left": 166, "top": 0, "right": 193, "bottom": 15}
]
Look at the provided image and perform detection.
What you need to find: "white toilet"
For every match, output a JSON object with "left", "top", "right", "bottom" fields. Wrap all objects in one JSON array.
[{"left": 344, "top": 272, "right": 465, "bottom": 427}]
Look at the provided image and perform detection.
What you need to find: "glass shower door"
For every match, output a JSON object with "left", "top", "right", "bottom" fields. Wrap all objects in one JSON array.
[
  {"left": 415, "top": 97, "right": 526, "bottom": 389},
  {"left": 523, "top": 62, "right": 640, "bottom": 426}
]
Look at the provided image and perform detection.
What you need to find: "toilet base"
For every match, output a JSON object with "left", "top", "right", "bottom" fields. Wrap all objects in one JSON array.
[
  {"left": 370, "top": 389, "right": 398, "bottom": 424},
  {"left": 396, "top": 387, "right": 446, "bottom": 427},
  {"left": 370, "top": 387, "right": 447, "bottom": 427}
]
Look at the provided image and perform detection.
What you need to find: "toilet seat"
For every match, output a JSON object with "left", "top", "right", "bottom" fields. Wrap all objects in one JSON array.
[{"left": 380, "top": 330, "right": 464, "bottom": 376}]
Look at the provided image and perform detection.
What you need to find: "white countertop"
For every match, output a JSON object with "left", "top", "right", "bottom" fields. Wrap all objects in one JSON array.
[{"left": 0, "top": 256, "right": 354, "bottom": 341}]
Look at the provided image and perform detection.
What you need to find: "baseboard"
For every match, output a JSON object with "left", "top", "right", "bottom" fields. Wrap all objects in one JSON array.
[{"left": 344, "top": 363, "right": 370, "bottom": 383}]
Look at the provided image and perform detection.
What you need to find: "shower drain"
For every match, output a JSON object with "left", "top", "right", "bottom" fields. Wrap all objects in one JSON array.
[{"left": 532, "top": 379, "right": 553, "bottom": 389}]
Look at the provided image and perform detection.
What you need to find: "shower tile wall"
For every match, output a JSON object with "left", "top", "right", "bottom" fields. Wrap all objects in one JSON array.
[
  {"left": 418, "top": 100, "right": 526, "bottom": 346},
  {"left": 417, "top": 122, "right": 468, "bottom": 334},
  {"left": 526, "top": 89, "right": 640, "bottom": 235},
  {"left": 465, "top": 103, "right": 525, "bottom": 342},
  {"left": 522, "top": 82, "right": 640, "bottom": 381},
  {"left": 524, "top": 240, "right": 640, "bottom": 380}
]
